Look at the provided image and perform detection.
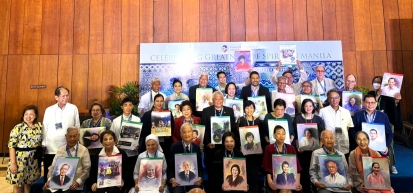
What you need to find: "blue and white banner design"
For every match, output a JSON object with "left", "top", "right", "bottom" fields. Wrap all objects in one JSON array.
[{"left": 139, "top": 41, "right": 343, "bottom": 97}]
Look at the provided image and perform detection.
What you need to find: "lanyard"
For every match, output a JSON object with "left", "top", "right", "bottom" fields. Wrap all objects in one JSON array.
[
  {"left": 120, "top": 115, "right": 132, "bottom": 128},
  {"left": 274, "top": 143, "right": 286, "bottom": 154},
  {"left": 225, "top": 150, "right": 234, "bottom": 157},
  {"left": 302, "top": 114, "right": 313, "bottom": 123},
  {"left": 146, "top": 151, "right": 158, "bottom": 158},
  {"left": 322, "top": 147, "right": 338, "bottom": 155},
  {"left": 330, "top": 108, "right": 341, "bottom": 127},
  {"left": 183, "top": 117, "right": 193, "bottom": 124},
  {"left": 66, "top": 143, "right": 79, "bottom": 157},
  {"left": 182, "top": 141, "right": 192, "bottom": 153},
  {"left": 175, "top": 92, "right": 183, "bottom": 99},
  {"left": 215, "top": 109, "right": 224, "bottom": 116},
  {"left": 317, "top": 79, "right": 326, "bottom": 93},
  {"left": 377, "top": 94, "right": 382, "bottom": 110},
  {"left": 364, "top": 110, "right": 376, "bottom": 123},
  {"left": 90, "top": 117, "right": 102, "bottom": 128},
  {"left": 245, "top": 116, "right": 254, "bottom": 126},
  {"left": 251, "top": 86, "right": 259, "bottom": 97}
]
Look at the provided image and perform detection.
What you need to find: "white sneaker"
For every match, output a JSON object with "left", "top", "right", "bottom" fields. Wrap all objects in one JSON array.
[{"left": 391, "top": 166, "right": 398, "bottom": 174}]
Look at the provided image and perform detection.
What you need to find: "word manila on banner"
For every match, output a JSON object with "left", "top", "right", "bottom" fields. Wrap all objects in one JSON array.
[{"left": 139, "top": 41, "right": 343, "bottom": 97}]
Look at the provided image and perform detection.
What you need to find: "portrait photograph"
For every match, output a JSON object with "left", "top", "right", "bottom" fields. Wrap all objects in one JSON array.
[
  {"left": 224, "top": 98, "right": 244, "bottom": 122},
  {"left": 234, "top": 50, "right": 251, "bottom": 71},
  {"left": 49, "top": 157, "right": 80, "bottom": 189},
  {"left": 239, "top": 126, "right": 263, "bottom": 155},
  {"left": 279, "top": 44, "right": 297, "bottom": 65},
  {"left": 97, "top": 154, "right": 122, "bottom": 188},
  {"left": 247, "top": 96, "right": 267, "bottom": 120},
  {"left": 174, "top": 153, "right": 198, "bottom": 186},
  {"left": 192, "top": 124, "right": 205, "bottom": 149},
  {"left": 138, "top": 158, "right": 163, "bottom": 191},
  {"left": 223, "top": 158, "right": 248, "bottom": 191},
  {"left": 151, "top": 110, "right": 172, "bottom": 136},
  {"left": 296, "top": 123, "right": 319, "bottom": 151},
  {"left": 318, "top": 154, "right": 347, "bottom": 188},
  {"left": 118, "top": 121, "right": 142, "bottom": 150},
  {"left": 380, "top": 72, "right": 403, "bottom": 97},
  {"left": 195, "top": 88, "right": 213, "bottom": 111},
  {"left": 362, "top": 122, "right": 387, "bottom": 152},
  {"left": 79, "top": 127, "right": 105, "bottom": 149},
  {"left": 342, "top": 91, "right": 363, "bottom": 115},
  {"left": 272, "top": 154, "right": 298, "bottom": 190},
  {"left": 168, "top": 99, "right": 185, "bottom": 119},
  {"left": 300, "top": 94, "right": 321, "bottom": 111},
  {"left": 272, "top": 92, "right": 296, "bottom": 116},
  {"left": 211, "top": 116, "right": 231, "bottom": 144},
  {"left": 268, "top": 119, "right": 291, "bottom": 144},
  {"left": 362, "top": 157, "right": 391, "bottom": 190}
]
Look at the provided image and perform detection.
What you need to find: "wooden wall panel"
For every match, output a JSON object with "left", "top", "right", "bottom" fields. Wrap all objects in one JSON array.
[
  {"left": 19, "top": 56, "right": 40, "bottom": 109},
  {"left": 245, "top": 0, "right": 259, "bottom": 41},
  {"left": 336, "top": 0, "right": 355, "bottom": 51},
  {"left": 40, "top": 0, "right": 60, "bottom": 54},
  {"left": 37, "top": 55, "right": 58, "bottom": 122},
  {"left": 372, "top": 51, "right": 388, "bottom": 76},
  {"left": 199, "top": 0, "right": 217, "bottom": 42},
  {"left": 59, "top": 0, "right": 74, "bottom": 54},
  {"left": 217, "top": 0, "right": 230, "bottom": 42},
  {"left": 355, "top": 51, "right": 374, "bottom": 87},
  {"left": 383, "top": 0, "right": 401, "bottom": 51},
  {"left": 321, "top": 0, "right": 337, "bottom": 40},
  {"left": 22, "top": 0, "right": 42, "bottom": 54},
  {"left": 342, "top": 51, "right": 357, "bottom": 77},
  {"left": 73, "top": 0, "right": 90, "bottom": 54},
  {"left": 102, "top": 54, "right": 121, "bottom": 106},
  {"left": 153, "top": 0, "right": 168, "bottom": 43},
  {"left": 140, "top": 0, "right": 154, "bottom": 43},
  {"left": 258, "top": 0, "right": 276, "bottom": 41},
  {"left": 292, "top": 0, "right": 308, "bottom": 41},
  {"left": 306, "top": 0, "right": 323, "bottom": 40},
  {"left": 275, "top": 0, "right": 294, "bottom": 41},
  {"left": 57, "top": 55, "right": 73, "bottom": 94},
  {"left": 182, "top": 0, "right": 199, "bottom": 42},
  {"left": 229, "top": 0, "right": 245, "bottom": 42},
  {"left": 121, "top": 0, "right": 140, "bottom": 53},
  {"left": 72, "top": 55, "right": 88, "bottom": 110},
  {"left": 370, "top": 0, "right": 386, "bottom": 50},
  {"left": 386, "top": 51, "right": 402, "bottom": 76},
  {"left": 353, "top": 0, "right": 372, "bottom": 51},
  {"left": 398, "top": 0, "right": 413, "bottom": 50},
  {"left": 169, "top": 0, "right": 183, "bottom": 42},
  {"left": 401, "top": 51, "right": 413, "bottom": 119},
  {"left": 0, "top": 0, "right": 11, "bottom": 54},
  {"left": 104, "top": 0, "right": 121, "bottom": 53},
  {"left": 8, "top": 0, "right": 25, "bottom": 54},
  {"left": 88, "top": 54, "right": 103, "bottom": 107},
  {"left": 90, "top": 0, "right": 104, "bottom": 54},
  {"left": 121, "top": 54, "right": 139, "bottom": 84},
  {"left": 0, "top": 56, "right": 8, "bottom": 153}
]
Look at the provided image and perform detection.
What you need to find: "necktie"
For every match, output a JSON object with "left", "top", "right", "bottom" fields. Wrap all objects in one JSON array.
[
  {"left": 186, "top": 174, "right": 189, "bottom": 182},
  {"left": 186, "top": 145, "right": 189, "bottom": 153},
  {"left": 60, "top": 176, "right": 64, "bottom": 186}
]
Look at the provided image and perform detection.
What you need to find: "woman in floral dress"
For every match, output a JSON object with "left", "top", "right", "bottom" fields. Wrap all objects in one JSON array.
[{"left": 6, "top": 105, "right": 42, "bottom": 193}]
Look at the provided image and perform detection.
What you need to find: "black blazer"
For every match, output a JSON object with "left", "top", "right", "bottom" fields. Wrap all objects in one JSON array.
[
  {"left": 239, "top": 84, "right": 272, "bottom": 112},
  {"left": 201, "top": 106, "right": 237, "bottom": 148},
  {"left": 167, "top": 142, "right": 203, "bottom": 182},
  {"left": 177, "top": 170, "right": 196, "bottom": 182},
  {"left": 51, "top": 175, "right": 71, "bottom": 186}
]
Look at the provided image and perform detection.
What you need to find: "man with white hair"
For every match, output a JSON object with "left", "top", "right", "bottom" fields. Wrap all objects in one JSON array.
[
  {"left": 42, "top": 126, "right": 91, "bottom": 193},
  {"left": 138, "top": 78, "right": 166, "bottom": 117},
  {"left": 311, "top": 65, "right": 336, "bottom": 96},
  {"left": 188, "top": 73, "right": 216, "bottom": 116}
]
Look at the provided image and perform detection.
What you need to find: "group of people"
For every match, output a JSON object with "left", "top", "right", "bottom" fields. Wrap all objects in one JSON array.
[{"left": 6, "top": 62, "right": 402, "bottom": 193}]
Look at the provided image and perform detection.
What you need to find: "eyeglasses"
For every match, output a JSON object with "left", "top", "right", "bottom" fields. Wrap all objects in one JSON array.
[
  {"left": 365, "top": 102, "right": 377, "bottom": 105},
  {"left": 346, "top": 80, "right": 356, "bottom": 83},
  {"left": 278, "top": 82, "right": 287, "bottom": 85},
  {"left": 302, "top": 85, "right": 311, "bottom": 88},
  {"left": 316, "top": 70, "right": 325, "bottom": 73},
  {"left": 329, "top": 97, "right": 340, "bottom": 100}
]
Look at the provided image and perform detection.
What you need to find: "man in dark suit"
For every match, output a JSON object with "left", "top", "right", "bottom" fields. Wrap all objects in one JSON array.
[
  {"left": 201, "top": 91, "right": 237, "bottom": 188},
  {"left": 177, "top": 161, "right": 196, "bottom": 182},
  {"left": 239, "top": 71, "right": 272, "bottom": 112},
  {"left": 51, "top": 164, "right": 71, "bottom": 186},
  {"left": 188, "top": 73, "right": 217, "bottom": 117},
  {"left": 276, "top": 161, "right": 296, "bottom": 185},
  {"left": 168, "top": 123, "right": 203, "bottom": 193}
]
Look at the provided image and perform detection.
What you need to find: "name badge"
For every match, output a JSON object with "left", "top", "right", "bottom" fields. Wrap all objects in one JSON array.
[{"left": 55, "top": 122, "right": 63, "bottom": 129}]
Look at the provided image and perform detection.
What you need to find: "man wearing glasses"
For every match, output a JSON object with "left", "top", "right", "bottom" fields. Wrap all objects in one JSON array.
[
  {"left": 271, "top": 60, "right": 308, "bottom": 94},
  {"left": 311, "top": 65, "right": 337, "bottom": 96}
]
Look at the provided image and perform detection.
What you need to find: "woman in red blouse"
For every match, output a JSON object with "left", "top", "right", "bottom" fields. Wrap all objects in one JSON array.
[{"left": 172, "top": 100, "right": 201, "bottom": 142}]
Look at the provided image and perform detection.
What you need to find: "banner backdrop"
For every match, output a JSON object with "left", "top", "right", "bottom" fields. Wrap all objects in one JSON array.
[{"left": 139, "top": 41, "right": 343, "bottom": 97}]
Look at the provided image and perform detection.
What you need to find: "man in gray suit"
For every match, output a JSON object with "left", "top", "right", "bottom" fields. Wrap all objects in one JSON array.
[{"left": 311, "top": 65, "right": 336, "bottom": 96}]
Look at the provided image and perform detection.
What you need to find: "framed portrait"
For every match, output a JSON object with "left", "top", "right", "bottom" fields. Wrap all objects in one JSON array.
[
  {"left": 247, "top": 96, "right": 267, "bottom": 120},
  {"left": 151, "top": 110, "right": 172, "bottom": 136},
  {"left": 192, "top": 124, "right": 205, "bottom": 149},
  {"left": 97, "top": 154, "right": 122, "bottom": 188},
  {"left": 279, "top": 44, "right": 297, "bottom": 65},
  {"left": 272, "top": 92, "right": 296, "bottom": 116},
  {"left": 168, "top": 99, "right": 185, "bottom": 119},
  {"left": 362, "top": 123, "right": 386, "bottom": 152},
  {"left": 234, "top": 50, "right": 251, "bottom": 72},
  {"left": 49, "top": 157, "right": 80, "bottom": 189},
  {"left": 342, "top": 91, "right": 363, "bottom": 116},
  {"left": 318, "top": 154, "right": 347, "bottom": 188},
  {"left": 138, "top": 158, "right": 163, "bottom": 191},
  {"left": 224, "top": 98, "right": 244, "bottom": 122},
  {"left": 380, "top": 72, "right": 403, "bottom": 97},
  {"left": 118, "top": 121, "right": 142, "bottom": 150},
  {"left": 174, "top": 153, "right": 198, "bottom": 186},
  {"left": 296, "top": 123, "right": 319, "bottom": 151},
  {"left": 196, "top": 88, "right": 213, "bottom": 111},
  {"left": 223, "top": 157, "right": 248, "bottom": 191},
  {"left": 268, "top": 119, "right": 291, "bottom": 144},
  {"left": 79, "top": 127, "right": 105, "bottom": 149},
  {"left": 239, "top": 126, "right": 263, "bottom": 155},
  {"left": 300, "top": 94, "right": 321, "bottom": 111},
  {"left": 362, "top": 157, "right": 391, "bottom": 190},
  {"left": 272, "top": 154, "right": 298, "bottom": 190},
  {"left": 211, "top": 116, "right": 231, "bottom": 144}
]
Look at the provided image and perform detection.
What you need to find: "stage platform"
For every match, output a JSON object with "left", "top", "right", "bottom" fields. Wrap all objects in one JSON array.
[{"left": 392, "top": 144, "right": 413, "bottom": 193}]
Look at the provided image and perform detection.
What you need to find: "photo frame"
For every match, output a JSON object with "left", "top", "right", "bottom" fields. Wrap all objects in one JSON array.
[
  {"left": 272, "top": 92, "right": 296, "bottom": 116},
  {"left": 151, "top": 111, "right": 172, "bottom": 136},
  {"left": 175, "top": 153, "right": 198, "bottom": 186},
  {"left": 318, "top": 154, "right": 347, "bottom": 188},
  {"left": 247, "top": 96, "right": 267, "bottom": 120},
  {"left": 49, "top": 157, "right": 80, "bottom": 189},
  {"left": 97, "top": 154, "right": 122, "bottom": 188},
  {"left": 223, "top": 157, "right": 248, "bottom": 191},
  {"left": 196, "top": 88, "right": 213, "bottom": 111},
  {"left": 362, "top": 157, "right": 391, "bottom": 190},
  {"left": 268, "top": 119, "right": 291, "bottom": 144},
  {"left": 118, "top": 121, "right": 142, "bottom": 150},
  {"left": 342, "top": 91, "right": 363, "bottom": 115},
  {"left": 239, "top": 126, "right": 263, "bottom": 155},
  {"left": 168, "top": 99, "right": 185, "bottom": 119},
  {"left": 79, "top": 127, "right": 105, "bottom": 149},
  {"left": 380, "top": 72, "right": 403, "bottom": 97},
  {"left": 138, "top": 158, "right": 163, "bottom": 191},
  {"left": 224, "top": 98, "right": 244, "bottom": 121},
  {"left": 279, "top": 45, "right": 297, "bottom": 66},
  {"left": 211, "top": 116, "right": 231, "bottom": 144},
  {"left": 362, "top": 122, "right": 386, "bottom": 152},
  {"left": 272, "top": 154, "right": 298, "bottom": 190},
  {"left": 296, "top": 123, "right": 319, "bottom": 151},
  {"left": 192, "top": 124, "right": 205, "bottom": 149},
  {"left": 234, "top": 50, "right": 251, "bottom": 71}
]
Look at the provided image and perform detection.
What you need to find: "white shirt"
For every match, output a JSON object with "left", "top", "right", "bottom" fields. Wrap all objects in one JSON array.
[
  {"left": 99, "top": 146, "right": 121, "bottom": 156},
  {"left": 324, "top": 172, "right": 347, "bottom": 186},
  {"left": 138, "top": 90, "right": 166, "bottom": 117},
  {"left": 110, "top": 114, "right": 141, "bottom": 157},
  {"left": 382, "top": 85, "right": 400, "bottom": 97},
  {"left": 319, "top": 106, "right": 354, "bottom": 154},
  {"left": 196, "top": 100, "right": 210, "bottom": 111},
  {"left": 42, "top": 103, "right": 80, "bottom": 154},
  {"left": 271, "top": 69, "right": 308, "bottom": 94}
]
